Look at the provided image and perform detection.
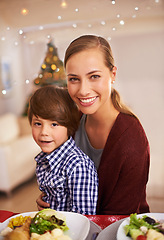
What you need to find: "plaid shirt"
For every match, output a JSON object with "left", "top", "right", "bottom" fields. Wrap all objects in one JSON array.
[{"left": 35, "top": 136, "right": 98, "bottom": 215}]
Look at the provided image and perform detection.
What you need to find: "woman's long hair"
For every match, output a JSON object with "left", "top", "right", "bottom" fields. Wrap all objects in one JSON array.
[{"left": 64, "top": 34, "right": 136, "bottom": 118}]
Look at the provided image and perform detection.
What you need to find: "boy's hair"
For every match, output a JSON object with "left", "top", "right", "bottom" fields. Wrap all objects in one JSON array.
[{"left": 28, "top": 86, "right": 80, "bottom": 136}]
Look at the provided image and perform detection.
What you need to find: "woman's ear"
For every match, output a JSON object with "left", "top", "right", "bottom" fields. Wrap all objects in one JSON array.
[{"left": 111, "top": 66, "right": 117, "bottom": 84}]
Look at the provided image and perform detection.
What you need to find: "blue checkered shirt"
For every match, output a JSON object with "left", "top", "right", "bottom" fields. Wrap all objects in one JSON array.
[{"left": 35, "top": 136, "right": 98, "bottom": 215}]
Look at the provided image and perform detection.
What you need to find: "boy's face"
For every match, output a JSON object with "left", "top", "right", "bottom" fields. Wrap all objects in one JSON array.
[{"left": 31, "top": 116, "right": 68, "bottom": 154}]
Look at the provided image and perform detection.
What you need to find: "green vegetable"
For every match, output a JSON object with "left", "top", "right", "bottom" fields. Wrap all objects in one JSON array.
[
  {"left": 129, "top": 229, "right": 144, "bottom": 240},
  {"left": 124, "top": 213, "right": 159, "bottom": 239},
  {"left": 30, "top": 209, "right": 68, "bottom": 234}
]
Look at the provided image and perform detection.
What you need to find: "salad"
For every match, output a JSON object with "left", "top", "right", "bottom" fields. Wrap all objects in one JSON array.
[
  {"left": 1, "top": 209, "right": 72, "bottom": 240},
  {"left": 124, "top": 213, "right": 164, "bottom": 240}
]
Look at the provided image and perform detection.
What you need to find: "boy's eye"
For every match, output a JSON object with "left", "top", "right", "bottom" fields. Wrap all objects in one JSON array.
[
  {"left": 34, "top": 122, "right": 41, "bottom": 126},
  {"left": 52, "top": 123, "right": 58, "bottom": 127}
]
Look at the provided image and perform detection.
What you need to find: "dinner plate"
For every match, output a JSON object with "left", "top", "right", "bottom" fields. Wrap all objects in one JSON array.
[
  {"left": 117, "top": 212, "right": 164, "bottom": 240},
  {"left": 96, "top": 218, "right": 126, "bottom": 240},
  {"left": 86, "top": 221, "right": 102, "bottom": 240},
  {"left": 0, "top": 211, "right": 90, "bottom": 240}
]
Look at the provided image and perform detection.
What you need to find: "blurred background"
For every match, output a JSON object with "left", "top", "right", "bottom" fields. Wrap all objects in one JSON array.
[{"left": 0, "top": 0, "right": 164, "bottom": 213}]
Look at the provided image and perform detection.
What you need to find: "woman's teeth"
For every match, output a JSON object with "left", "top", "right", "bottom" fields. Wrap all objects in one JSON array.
[{"left": 80, "top": 97, "right": 96, "bottom": 103}]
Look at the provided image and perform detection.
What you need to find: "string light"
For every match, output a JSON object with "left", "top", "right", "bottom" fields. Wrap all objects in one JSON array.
[
  {"left": 21, "top": 8, "right": 29, "bottom": 15},
  {"left": 19, "top": 29, "right": 24, "bottom": 35},
  {"left": 72, "top": 23, "right": 77, "bottom": 28},
  {"left": 60, "top": 0, "right": 67, "bottom": 8},
  {"left": 120, "top": 20, "right": 125, "bottom": 25},
  {"left": 2, "top": 90, "right": 7, "bottom": 95},
  {"left": 101, "top": 21, "right": 106, "bottom": 25}
]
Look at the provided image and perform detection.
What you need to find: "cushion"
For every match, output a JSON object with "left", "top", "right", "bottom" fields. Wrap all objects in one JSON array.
[{"left": 0, "top": 113, "right": 20, "bottom": 144}]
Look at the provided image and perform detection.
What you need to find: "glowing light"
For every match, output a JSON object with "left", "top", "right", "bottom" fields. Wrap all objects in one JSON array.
[
  {"left": 39, "top": 26, "right": 44, "bottom": 30},
  {"left": 21, "top": 8, "right": 29, "bottom": 15},
  {"left": 72, "top": 23, "right": 77, "bottom": 28},
  {"left": 120, "top": 20, "right": 125, "bottom": 25},
  {"left": 61, "top": 0, "right": 67, "bottom": 8},
  {"left": 19, "top": 29, "right": 23, "bottom": 35},
  {"left": 51, "top": 64, "right": 57, "bottom": 70},
  {"left": 1, "top": 36, "right": 5, "bottom": 41},
  {"left": 25, "top": 79, "right": 29, "bottom": 84},
  {"left": 117, "top": 14, "right": 120, "bottom": 18},
  {"left": 42, "top": 64, "right": 46, "bottom": 69},
  {"left": 111, "top": 0, "right": 115, "bottom": 4},
  {"left": 2, "top": 90, "right": 7, "bottom": 95},
  {"left": 6, "top": 27, "right": 10, "bottom": 31},
  {"left": 101, "top": 21, "right": 106, "bottom": 25},
  {"left": 58, "top": 16, "right": 62, "bottom": 20},
  {"left": 39, "top": 74, "right": 43, "bottom": 78},
  {"left": 75, "top": 8, "right": 79, "bottom": 12},
  {"left": 135, "top": 7, "right": 139, "bottom": 11},
  {"left": 14, "top": 41, "right": 18, "bottom": 46},
  {"left": 112, "top": 27, "right": 116, "bottom": 31}
]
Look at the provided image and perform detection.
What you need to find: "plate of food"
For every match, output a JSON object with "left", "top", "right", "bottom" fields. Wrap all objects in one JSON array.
[
  {"left": 0, "top": 209, "right": 90, "bottom": 240},
  {"left": 117, "top": 212, "right": 164, "bottom": 240}
]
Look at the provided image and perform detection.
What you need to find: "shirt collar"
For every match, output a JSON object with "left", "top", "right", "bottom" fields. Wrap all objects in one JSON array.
[{"left": 35, "top": 136, "right": 76, "bottom": 170}]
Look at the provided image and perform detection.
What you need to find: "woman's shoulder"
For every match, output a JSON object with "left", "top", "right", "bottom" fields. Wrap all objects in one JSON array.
[
  {"left": 108, "top": 112, "right": 149, "bottom": 148},
  {"left": 116, "top": 112, "right": 145, "bottom": 133}
]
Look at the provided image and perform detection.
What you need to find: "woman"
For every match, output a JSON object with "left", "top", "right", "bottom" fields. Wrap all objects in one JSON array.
[{"left": 36, "top": 35, "right": 150, "bottom": 215}]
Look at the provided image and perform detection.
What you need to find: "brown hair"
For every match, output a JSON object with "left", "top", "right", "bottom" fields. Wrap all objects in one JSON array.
[
  {"left": 28, "top": 86, "right": 80, "bottom": 136},
  {"left": 64, "top": 34, "right": 136, "bottom": 118}
]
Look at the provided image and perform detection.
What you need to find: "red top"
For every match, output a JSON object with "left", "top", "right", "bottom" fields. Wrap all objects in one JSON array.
[{"left": 96, "top": 113, "right": 150, "bottom": 215}]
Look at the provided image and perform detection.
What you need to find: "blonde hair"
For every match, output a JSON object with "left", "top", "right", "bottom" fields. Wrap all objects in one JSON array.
[{"left": 64, "top": 35, "right": 136, "bottom": 118}]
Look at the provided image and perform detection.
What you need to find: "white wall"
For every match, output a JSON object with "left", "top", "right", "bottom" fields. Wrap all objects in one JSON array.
[
  {"left": 110, "top": 32, "right": 164, "bottom": 198},
  {"left": 0, "top": 19, "right": 164, "bottom": 197}
]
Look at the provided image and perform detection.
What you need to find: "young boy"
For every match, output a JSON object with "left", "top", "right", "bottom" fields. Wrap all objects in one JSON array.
[{"left": 28, "top": 86, "right": 98, "bottom": 215}]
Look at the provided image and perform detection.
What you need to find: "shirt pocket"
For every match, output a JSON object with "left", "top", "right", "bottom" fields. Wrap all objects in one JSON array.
[{"left": 48, "top": 176, "right": 67, "bottom": 199}]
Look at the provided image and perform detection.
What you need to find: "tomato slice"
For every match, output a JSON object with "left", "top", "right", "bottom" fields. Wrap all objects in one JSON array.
[{"left": 136, "top": 235, "right": 147, "bottom": 240}]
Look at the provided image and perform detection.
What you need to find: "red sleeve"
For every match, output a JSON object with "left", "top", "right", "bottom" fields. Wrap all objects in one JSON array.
[{"left": 97, "top": 113, "right": 150, "bottom": 215}]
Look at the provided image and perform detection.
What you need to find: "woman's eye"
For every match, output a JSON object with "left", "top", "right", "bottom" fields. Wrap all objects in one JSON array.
[
  {"left": 68, "top": 77, "right": 79, "bottom": 82},
  {"left": 91, "top": 75, "right": 100, "bottom": 79}
]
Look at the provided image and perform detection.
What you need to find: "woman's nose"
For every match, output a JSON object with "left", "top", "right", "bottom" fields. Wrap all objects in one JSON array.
[{"left": 79, "top": 80, "right": 90, "bottom": 96}]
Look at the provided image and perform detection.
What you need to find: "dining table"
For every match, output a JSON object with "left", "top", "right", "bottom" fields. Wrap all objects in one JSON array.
[{"left": 0, "top": 210, "right": 129, "bottom": 239}]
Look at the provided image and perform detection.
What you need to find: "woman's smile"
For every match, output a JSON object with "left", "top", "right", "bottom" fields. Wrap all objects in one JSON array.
[{"left": 78, "top": 96, "right": 97, "bottom": 106}]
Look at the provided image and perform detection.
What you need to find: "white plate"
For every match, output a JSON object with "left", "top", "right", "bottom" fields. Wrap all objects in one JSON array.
[
  {"left": 96, "top": 218, "right": 126, "bottom": 240},
  {"left": 117, "top": 212, "right": 164, "bottom": 240},
  {"left": 86, "top": 221, "right": 102, "bottom": 240},
  {"left": 0, "top": 211, "right": 90, "bottom": 240}
]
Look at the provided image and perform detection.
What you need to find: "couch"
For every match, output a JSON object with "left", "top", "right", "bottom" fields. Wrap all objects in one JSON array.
[{"left": 0, "top": 113, "right": 40, "bottom": 195}]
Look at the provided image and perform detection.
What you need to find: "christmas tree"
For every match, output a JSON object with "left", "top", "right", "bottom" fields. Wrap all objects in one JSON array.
[
  {"left": 33, "top": 40, "right": 67, "bottom": 87},
  {"left": 23, "top": 41, "right": 67, "bottom": 116}
]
